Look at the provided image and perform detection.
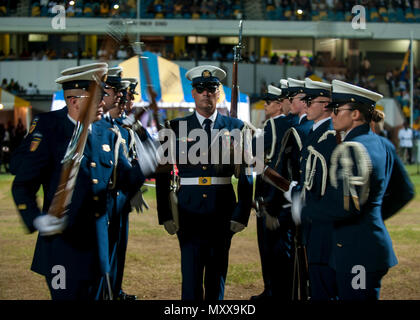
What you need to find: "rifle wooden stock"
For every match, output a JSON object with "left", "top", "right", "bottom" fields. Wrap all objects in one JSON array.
[
  {"left": 140, "top": 54, "right": 163, "bottom": 131},
  {"left": 48, "top": 82, "right": 101, "bottom": 218},
  {"left": 261, "top": 166, "right": 291, "bottom": 192}
]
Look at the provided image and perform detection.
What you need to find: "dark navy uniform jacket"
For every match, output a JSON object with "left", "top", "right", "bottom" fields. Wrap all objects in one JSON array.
[
  {"left": 255, "top": 115, "right": 293, "bottom": 220},
  {"left": 276, "top": 114, "right": 314, "bottom": 183},
  {"left": 302, "top": 123, "right": 414, "bottom": 273},
  {"left": 12, "top": 109, "right": 145, "bottom": 283},
  {"left": 296, "top": 118, "right": 337, "bottom": 264},
  {"left": 12, "top": 107, "right": 74, "bottom": 232},
  {"left": 156, "top": 112, "right": 253, "bottom": 231}
]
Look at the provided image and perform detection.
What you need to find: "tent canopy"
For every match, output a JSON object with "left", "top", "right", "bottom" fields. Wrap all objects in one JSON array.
[
  {"left": 0, "top": 88, "right": 31, "bottom": 110},
  {"left": 118, "top": 52, "right": 250, "bottom": 121}
]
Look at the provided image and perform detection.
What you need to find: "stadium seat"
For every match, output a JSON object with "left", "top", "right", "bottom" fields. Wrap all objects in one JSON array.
[
  {"left": 31, "top": 3, "right": 40, "bottom": 17},
  {"left": 91, "top": 2, "right": 100, "bottom": 16},
  {"left": 396, "top": 7, "right": 405, "bottom": 22},
  {"left": 388, "top": 7, "right": 397, "bottom": 22},
  {"left": 319, "top": 10, "right": 328, "bottom": 21},
  {"left": 405, "top": 8, "right": 415, "bottom": 22},
  {"left": 415, "top": 8, "right": 420, "bottom": 22},
  {"left": 379, "top": 6, "right": 389, "bottom": 22},
  {"left": 276, "top": 7, "right": 284, "bottom": 20},
  {"left": 370, "top": 9, "right": 380, "bottom": 22},
  {"left": 40, "top": 5, "right": 48, "bottom": 17},
  {"left": 335, "top": 11, "right": 345, "bottom": 21},
  {"left": 344, "top": 11, "right": 352, "bottom": 21},
  {"left": 283, "top": 6, "right": 292, "bottom": 19},
  {"left": 266, "top": 10, "right": 276, "bottom": 20}
]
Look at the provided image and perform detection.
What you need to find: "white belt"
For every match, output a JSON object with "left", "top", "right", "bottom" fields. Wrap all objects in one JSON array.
[{"left": 180, "top": 177, "right": 231, "bottom": 186}]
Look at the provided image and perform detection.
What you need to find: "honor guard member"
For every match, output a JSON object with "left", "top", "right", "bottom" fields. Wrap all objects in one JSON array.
[
  {"left": 295, "top": 80, "right": 414, "bottom": 300},
  {"left": 252, "top": 85, "right": 295, "bottom": 300},
  {"left": 11, "top": 63, "right": 111, "bottom": 299},
  {"left": 108, "top": 78, "right": 144, "bottom": 300},
  {"left": 275, "top": 78, "right": 313, "bottom": 186},
  {"left": 286, "top": 78, "right": 339, "bottom": 300},
  {"left": 279, "top": 79, "right": 299, "bottom": 126},
  {"left": 156, "top": 65, "right": 253, "bottom": 300}
]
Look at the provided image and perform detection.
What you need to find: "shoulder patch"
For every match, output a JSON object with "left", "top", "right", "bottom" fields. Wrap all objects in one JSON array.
[
  {"left": 28, "top": 117, "right": 39, "bottom": 134},
  {"left": 30, "top": 137, "right": 42, "bottom": 152}
]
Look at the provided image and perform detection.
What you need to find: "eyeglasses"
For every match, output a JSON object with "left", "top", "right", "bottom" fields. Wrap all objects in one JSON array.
[
  {"left": 332, "top": 107, "right": 355, "bottom": 115},
  {"left": 194, "top": 84, "right": 218, "bottom": 94},
  {"left": 66, "top": 95, "right": 89, "bottom": 99}
]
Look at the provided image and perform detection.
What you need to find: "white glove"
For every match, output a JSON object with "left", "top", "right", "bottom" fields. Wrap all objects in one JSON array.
[
  {"left": 284, "top": 180, "right": 298, "bottom": 203},
  {"left": 291, "top": 192, "right": 303, "bottom": 226},
  {"left": 230, "top": 220, "right": 246, "bottom": 233},
  {"left": 33, "top": 214, "right": 68, "bottom": 236},
  {"left": 130, "top": 190, "right": 149, "bottom": 213},
  {"left": 122, "top": 113, "right": 136, "bottom": 126},
  {"left": 264, "top": 212, "right": 280, "bottom": 231},
  {"left": 254, "top": 128, "right": 264, "bottom": 139},
  {"left": 163, "top": 220, "right": 178, "bottom": 235}
]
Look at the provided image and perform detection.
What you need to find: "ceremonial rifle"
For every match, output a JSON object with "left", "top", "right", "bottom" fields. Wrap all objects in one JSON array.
[
  {"left": 137, "top": 45, "right": 163, "bottom": 131},
  {"left": 230, "top": 20, "right": 243, "bottom": 119},
  {"left": 48, "top": 77, "right": 103, "bottom": 218}
]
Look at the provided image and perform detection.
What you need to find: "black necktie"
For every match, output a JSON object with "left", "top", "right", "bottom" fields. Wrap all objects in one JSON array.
[
  {"left": 203, "top": 118, "right": 212, "bottom": 162},
  {"left": 203, "top": 118, "right": 212, "bottom": 142}
]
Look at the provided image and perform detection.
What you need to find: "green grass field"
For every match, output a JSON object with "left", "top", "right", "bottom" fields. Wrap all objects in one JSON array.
[{"left": 0, "top": 166, "right": 419, "bottom": 300}]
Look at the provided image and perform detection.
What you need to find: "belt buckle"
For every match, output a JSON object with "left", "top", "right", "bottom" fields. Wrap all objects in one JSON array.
[{"left": 199, "top": 177, "right": 211, "bottom": 185}]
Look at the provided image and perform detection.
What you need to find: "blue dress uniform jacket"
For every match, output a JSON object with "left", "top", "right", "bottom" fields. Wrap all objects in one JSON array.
[
  {"left": 12, "top": 108, "right": 145, "bottom": 300},
  {"left": 109, "top": 116, "right": 138, "bottom": 296},
  {"left": 88, "top": 116, "right": 145, "bottom": 298},
  {"left": 302, "top": 123, "right": 414, "bottom": 299},
  {"left": 298, "top": 119, "right": 336, "bottom": 264},
  {"left": 156, "top": 112, "right": 253, "bottom": 300},
  {"left": 253, "top": 115, "right": 295, "bottom": 299},
  {"left": 12, "top": 107, "right": 74, "bottom": 233},
  {"left": 296, "top": 118, "right": 338, "bottom": 300}
]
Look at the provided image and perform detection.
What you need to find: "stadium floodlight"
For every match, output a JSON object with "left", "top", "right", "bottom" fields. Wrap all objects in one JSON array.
[
  {"left": 297, "top": 9, "right": 303, "bottom": 15},
  {"left": 0, "top": 104, "right": 3, "bottom": 110},
  {"left": 69, "top": 0, "right": 75, "bottom": 5},
  {"left": 114, "top": 4, "right": 119, "bottom": 10}
]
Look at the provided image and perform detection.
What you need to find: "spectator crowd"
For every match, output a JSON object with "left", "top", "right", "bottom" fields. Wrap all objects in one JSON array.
[{"left": 0, "top": 0, "right": 418, "bottom": 22}]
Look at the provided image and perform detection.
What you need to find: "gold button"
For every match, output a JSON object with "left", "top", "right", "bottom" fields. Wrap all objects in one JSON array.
[
  {"left": 117, "top": 192, "right": 120, "bottom": 196},
  {"left": 337, "top": 243, "right": 343, "bottom": 248},
  {"left": 203, "top": 194, "right": 207, "bottom": 198},
  {"left": 202, "top": 166, "right": 207, "bottom": 170},
  {"left": 93, "top": 196, "right": 99, "bottom": 201},
  {"left": 92, "top": 179, "right": 98, "bottom": 184},
  {"left": 90, "top": 162, "right": 96, "bottom": 168}
]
